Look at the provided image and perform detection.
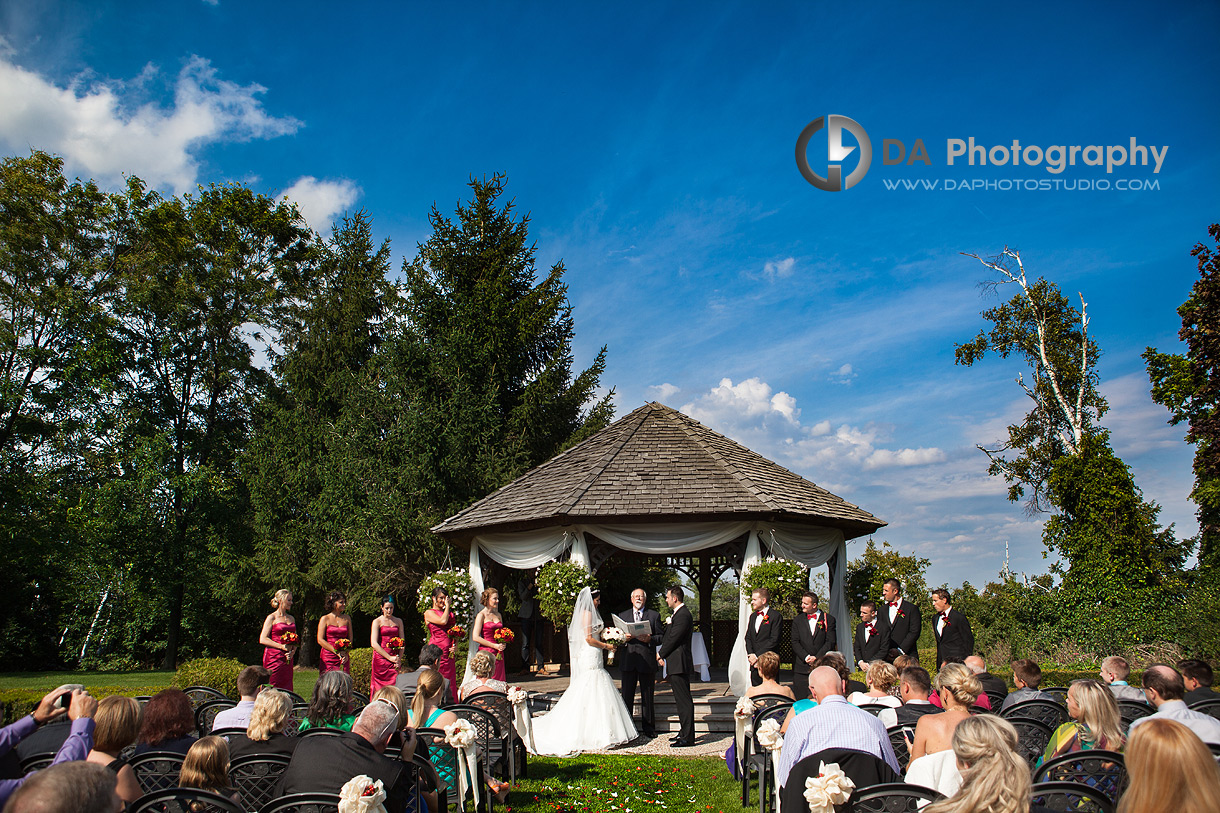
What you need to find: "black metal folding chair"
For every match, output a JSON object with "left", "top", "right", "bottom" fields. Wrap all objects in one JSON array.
[
  {"left": 846, "top": 781, "right": 944, "bottom": 812},
  {"left": 128, "top": 750, "right": 187, "bottom": 794},
  {"left": 182, "top": 686, "right": 229, "bottom": 709},
  {"left": 1008, "top": 718, "right": 1054, "bottom": 768},
  {"left": 256, "top": 792, "right": 341, "bottom": 813},
  {"left": 195, "top": 699, "right": 237, "bottom": 735},
  {"left": 128, "top": 788, "right": 245, "bottom": 813},
  {"left": 1030, "top": 780, "right": 1115, "bottom": 813},
  {"left": 1001, "top": 698, "right": 1068, "bottom": 729},
  {"left": 741, "top": 701, "right": 793, "bottom": 813},
  {"left": 229, "top": 753, "right": 292, "bottom": 811},
  {"left": 1033, "top": 750, "right": 1126, "bottom": 805}
]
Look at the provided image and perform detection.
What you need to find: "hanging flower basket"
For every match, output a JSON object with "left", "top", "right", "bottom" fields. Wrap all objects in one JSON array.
[
  {"left": 741, "top": 557, "right": 808, "bottom": 609},
  {"left": 416, "top": 570, "right": 476, "bottom": 622},
  {"left": 536, "top": 561, "right": 597, "bottom": 626}
]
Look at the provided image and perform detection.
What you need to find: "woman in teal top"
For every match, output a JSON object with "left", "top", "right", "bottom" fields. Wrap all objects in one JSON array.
[
  {"left": 409, "top": 670, "right": 510, "bottom": 804},
  {"left": 298, "top": 670, "right": 357, "bottom": 732}
]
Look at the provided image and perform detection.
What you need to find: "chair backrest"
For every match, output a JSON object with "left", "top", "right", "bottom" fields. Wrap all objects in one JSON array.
[
  {"left": 1029, "top": 780, "right": 1115, "bottom": 813},
  {"left": 446, "top": 703, "right": 502, "bottom": 743},
  {"left": 1190, "top": 698, "right": 1220, "bottom": 721},
  {"left": 297, "top": 727, "right": 344, "bottom": 739},
  {"left": 208, "top": 727, "right": 246, "bottom": 740},
  {"left": 780, "top": 748, "right": 900, "bottom": 813},
  {"left": 846, "top": 781, "right": 944, "bottom": 812},
  {"left": 195, "top": 699, "right": 237, "bottom": 735},
  {"left": 1001, "top": 698, "right": 1068, "bottom": 728},
  {"left": 229, "top": 753, "right": 292, "bottom": 811},
  {"left": 465, "top": 691, "right": 514, "bottom": 740},
  {"left": 1040, "top": 687, "right": 1070, "bottom": 705},
  {"left": 985, "top": 689, "right": 1008, "bottom": 710},
  {"left": 129, "top": 750, "right": 188, "bottom": 794},
  {"left": 1033, "top": 750, "right": 1126, "bottom": 804},
  {"left": 1007, "top": 718, "right": 1054, "bottom": 768},
  {"left": 352, "top": 690, "right": 370, "bottom": 706},
  {"left": 749, "top": 702, "right": 793, "bottom": 751},
  {"left": 886, "top": 726, "right": 910, "bottom": 772},
  {"left": 255, "top": 792, "right": 341, "bottom": 813},
  {"left": 857, "top": 703, "right": 889, "bottom": 717},
  {"left": 182, "top": 686, "right": 230, "bottom": 709},
  {"left": 128, "top": 787, "right": 246, "bottom": 813},
  {"left": 416, "top": 727, "right": 460, "bottom": 796},
  {"left": 19, "top": 752, "right": 55, "bottom": 775},
  {"left": 1115, "top": 700, "right": 1154, "bottom": 735},
  {"left": 284, "top": 703, "right": 310, "bottom": 737},
  {"left": 280, "top": 690, "right": 306, "bottom": 705},
  {"left": 412, "top": 752, "right": 444, "bottom": 813},
  {"left": 748, "top": 693, "right": 794, "bottom": 710}
]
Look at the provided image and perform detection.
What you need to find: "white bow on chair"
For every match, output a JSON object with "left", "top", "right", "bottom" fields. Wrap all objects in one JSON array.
[
  {"left": 733, "top": 696, "right": 756, "bottom": 773},
  {"left": 444, "top": 718, "right": 480, "bottom": 808},
  {"left": 802, "top": 762, "right": 855, "bottom": 813},
  {"left": 507, "top": 686, "right": 536, "bottom": 754},
  {"left": 755, "top": 717, "right": 786, "bottom": 812},
  {"left": 338, "top": 774, "right": 388, "bottom": 813}
]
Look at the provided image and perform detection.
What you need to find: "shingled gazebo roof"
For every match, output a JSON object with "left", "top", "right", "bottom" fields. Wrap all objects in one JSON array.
[{"left": 432, "top": 402, "right": 885, "bottom": 542}]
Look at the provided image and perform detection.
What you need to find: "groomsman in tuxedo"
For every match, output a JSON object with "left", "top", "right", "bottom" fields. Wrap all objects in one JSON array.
[
  {"left": 791, "top": 591, "right": 836, "bottom": 700},
  {"left": 658, "top": 585, "right": 695, "bottom": 747},
  {"left": 878, "top": 578, "right": 921, "bottom": 662},
  {"left": 620, "top": 588, "right": 662, "bottom": 738},
  {"left": 931, "top": 588, "right": 974, "bottom": 666},
  {"left": 854, "top": 600, "right": 886, "bottom": 672},
  {"left": 744, "top": 587, "right": 783, "bottom": 686}
]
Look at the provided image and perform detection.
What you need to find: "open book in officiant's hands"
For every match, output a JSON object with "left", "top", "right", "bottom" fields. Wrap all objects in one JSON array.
[{"left": 611, "top": 614, "right": 653, "bottom": 638}]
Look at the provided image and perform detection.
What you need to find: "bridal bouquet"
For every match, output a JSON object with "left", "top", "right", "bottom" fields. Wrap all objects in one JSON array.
[
  {"left": 601, "top": 627, "right": 626, "bottom": 664},
  {"left": 493, "top": 627, "right": 515, "bottom": 660}
]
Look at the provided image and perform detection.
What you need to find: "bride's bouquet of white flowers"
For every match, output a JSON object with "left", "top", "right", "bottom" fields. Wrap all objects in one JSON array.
[{"left": 600, "top": 627, "right": 627, "bottom": 664}]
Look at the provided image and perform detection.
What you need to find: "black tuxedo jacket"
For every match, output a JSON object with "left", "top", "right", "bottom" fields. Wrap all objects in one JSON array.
[
  {"left": 791, "top": 610, "right": 836, "bottom": 674},
  {"left": 658, "top": 604, "right": 694, "bottom": 675},
  {"left": 877, "top": 599, "right": 921, "bottom": 658},
  {"left": 745, "top": 607, "right": 783, "bottom": 657},
  {"left": 854, "top": 619, "right": 886, "bottom": 665},
  {"left": 619, "top": 607, "right": 662, "bottom": 673},
  {"left": 275, "top": 731, "right": 414, "bottom": 813},
  {"left": 933, "top": 608, "right": 974, "bottom": 665}
]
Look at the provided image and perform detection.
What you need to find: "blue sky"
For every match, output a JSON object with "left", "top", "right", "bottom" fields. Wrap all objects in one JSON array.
[{"left": 3, "top": 1, "right": 1218, "bottom": 591}]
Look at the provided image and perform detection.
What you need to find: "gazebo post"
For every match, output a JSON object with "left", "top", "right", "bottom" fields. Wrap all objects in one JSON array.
[{"left": 698, "top": 550, "right": 712, "bottom": 659}]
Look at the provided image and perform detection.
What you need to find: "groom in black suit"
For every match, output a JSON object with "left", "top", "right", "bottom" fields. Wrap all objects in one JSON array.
[
  {"left": 744, "top": 587, "right": 783, "bottom": 686},
  {"left": 931, "top": 588, "right": 974, "bottom": 666},
  {"left": 791, "top": 590, "right": 836, "bottom": 700},
  {"left": 657, "top": 585, "right": 695, "bottom": 747},
  {"left": 878, "top": 578, "right": 922, "bottom": 662},
  {"left": 620, "top": 588, "right": 662, "bottom": 738}
]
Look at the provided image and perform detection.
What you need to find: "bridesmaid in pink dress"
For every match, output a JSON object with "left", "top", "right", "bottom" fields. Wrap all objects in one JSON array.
[
  {"left": 472, "top": 587, "right": 508, "bottom": 683},
  {"left": 369, "top": 595, "right": 404, "bottom": 694},
  {"left": 259, "top": 589, "right": 297, "bottom": 690},
  {"left": 423, "top": 587, "right": 457, "bottom": 690},
  {"left": 316, "top": 590, "right": 352, "bottom": 674}
]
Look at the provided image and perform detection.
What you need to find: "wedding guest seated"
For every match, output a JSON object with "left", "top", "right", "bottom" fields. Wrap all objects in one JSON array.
[
  {"left": 1037, "top": 678, "right": 1125, "bottom": 767},
  {"left": 893, "top": 654, "right": 919, "bottom": 672},
  {"left": 920, "top": 715, "right": 1030, "bottom": 813},
  {"left": 1116, "top": 718, "right": 1220, "bottom": 813},
  {"left": 84, "top": 696, "right": 143, "bottom": 806},
  {"left": 879, "top": 665, "right": 942, "bottom": 729},
  {"left": 212, "top": 666, "right": 269, "bottom": 731},
  {"left": 372, "top": 686, "right": 410, "bottom": 750},
  {"left": 1000, "top": 658, "right": 1049, "bottom": 710},
  {"left": 3, "top": 761, "right": 122, "bottom": 813},
  {"left": 1100, "top": 655, "right": 1147, "bottom": 702},
  {"left": 397, "top": 644, "right": 452, "bottom": 704},
  {"left": 133, "top": 689, "right": 196, "bottom": 756},
  {"left": 848, "top": 660, "right": 901, "bottom": 710},
  {"left": 0, "top": 687, "right": 97, "bottom": 807},
  {"left": 299, "top": 670, "right": 356, "bottom": 733},
  {"left": 179, "top": 735, "right": 240, "bottom": 804},
  {"left": 964, "top": 654, "right": 1007, "bottom": 702},
  {"left": 407, "top": 670, "right": 508, "bottom": 805},
  {"left": 459, "top": 651, "right": 508, "bottom": 701},
  {"left": 776, "top": 666, "right": 900, "bottom": 790},
  {"left": 228, "top": 688, "right": 298, "bottom": 759},
  {"left": 276, "top": 699, "right": 423, "bottom": 813},
  {"left": 1178, "top": 659, "right": 1219, "bottom": 706},
  {"left": 823, "top": 651, "right": 867, "bottom": 695},
  {"left": 1130, "top": 664, "right": 1220, "bottom": 745},
  {"left": 746, "top": 651, "right": 794, "bottom": 701},
  {"left": 909, "top": 663, "right": 981, "bottom": 761}
]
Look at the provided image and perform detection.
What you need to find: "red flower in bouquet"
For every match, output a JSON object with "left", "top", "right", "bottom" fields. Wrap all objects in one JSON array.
[
  {"left": 333, "top": 638, "right": 351, "bottom": 653},
  {"left": 493, "top": 627, "right": 515, "bottom": 660},
  {"left": 280, "top": 631, "right": 299, "bottom": 647},
  {"left": 386, "top": 637, "right": 405, "bottom": 654},
  {"left": 447, "top": 625, "right": 467, "bottom": 640}
]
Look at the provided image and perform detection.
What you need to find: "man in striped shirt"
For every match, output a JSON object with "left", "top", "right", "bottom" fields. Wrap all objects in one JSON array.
[{"left": 776, "top": 666, "right": 901, "bottom": 790}]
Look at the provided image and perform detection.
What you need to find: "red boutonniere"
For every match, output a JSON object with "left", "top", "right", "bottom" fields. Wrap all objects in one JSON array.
[
  {"left": 760, "top": 614, "right": 770, "bottom": 625},
  {"left": 897, "top": 609, "right": 906, "bottom": 619},
  {"left": 819, "top": 617, "right": 828, "bottom": 630}
]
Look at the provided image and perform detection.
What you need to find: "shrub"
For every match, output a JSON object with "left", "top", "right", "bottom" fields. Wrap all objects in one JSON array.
[
  {"left": 416, "top": 570, "right": 476, "bottom": 624},
  {"left": 741, "top": 557, "right": 808, "bottom": 611},
  {"left": 537, "top": 561, "right": 597, "bottom": 626},
  {"left": 349, "top": 648, "right": 373, "bottom": 692},
  {"left": 171, "top": 657, "right": 245, "bottom": 699},
  {"left": 0, "top": 686, "right": 165, "bottom": 722}
]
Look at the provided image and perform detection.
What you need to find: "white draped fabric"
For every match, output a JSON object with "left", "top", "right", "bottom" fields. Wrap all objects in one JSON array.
[{"left": 465, "top": 520, "right": 850, "bottom": 694}]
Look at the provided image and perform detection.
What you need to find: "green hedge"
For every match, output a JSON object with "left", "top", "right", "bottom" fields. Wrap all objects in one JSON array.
[
  {"left": 349, "top": 648, "right": 373, "bottom": 694},
  {"left": 171, "top": 658, "right": 245, "bottom": 699},
  {"left": 0, "top": 686, "right": 165, "bottom": 722}
]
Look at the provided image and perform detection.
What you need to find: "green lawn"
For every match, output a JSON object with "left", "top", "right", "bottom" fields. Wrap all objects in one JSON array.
[
  {"left": 0, "top": 670, "right": 175, "bottom": 691},
  {"left": 503, "top": 754, "right": 740, "bottom": 813}
]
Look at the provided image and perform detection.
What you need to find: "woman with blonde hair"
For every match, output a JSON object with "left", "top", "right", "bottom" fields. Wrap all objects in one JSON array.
[
  {"left": 229, "top": 688, "right": 297, "bottom": 759},
  {"left": 1038, "top": 678, "right": 1124, "bottom": 766},
  {"left": 1116, "top": 718, "right": 1220, "bottom": 813},
  {"left": 471, "top": 587, "right": 508, "bottom": 683},
  {"left": 923, "top": 715, "right": 1030, "bottom": 813},
  {"left": 259, "top": 588, "right": 297, "bottom": 690},
  {"left": 179, "top": 735, "right": 239, "bottom": 805},
  {"left": 745, "top": 651, "right": 794, "bottom": 700},
  {"left": 84, "top": 695, "right": 143, "bottom": 805},
  {"left": 849, "top": 660, "right": 902, "bottom": 708},
  {"left": 909, "top": 662, "right": 982, "bottom": 761},
  {"left": 459, "top": 651, "right": 508, "bottom": 701}
]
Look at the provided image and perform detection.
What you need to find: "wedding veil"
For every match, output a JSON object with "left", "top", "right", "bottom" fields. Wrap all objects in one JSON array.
[{"left": 566, "top": 586, "right": 600, "bottom": 679}]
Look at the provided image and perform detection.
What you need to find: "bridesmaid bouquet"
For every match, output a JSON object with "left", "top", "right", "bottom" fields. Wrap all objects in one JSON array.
[
  {"left": 447, "top": 625, "right": 467, "bottom": 641},
  {"left": 333, "top": 638, "right": 351, "bottom": 653},
  {"left": 281, "top": 631, "right": 299, "bottom": 647},
  {"left": 601, "top": 627, "right": 626, "bottom": 664},
  {"left": 387, "top": 637, "right": 405, "bottom": 654},
  {"left": 493, "top": 627, "right": 515, "bottom": 660}
]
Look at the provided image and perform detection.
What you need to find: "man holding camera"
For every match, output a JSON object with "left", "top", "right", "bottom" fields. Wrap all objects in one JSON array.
[{"left": 0, "top": 686, "right": 98, "bottom": 807}]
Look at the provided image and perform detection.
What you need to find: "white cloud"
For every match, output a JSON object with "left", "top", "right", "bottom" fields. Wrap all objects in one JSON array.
[
  {"left": 864, "top": 447, "right": 947, "bottom": 469},
  {"left": 763, "top": 256, "right": 795, "bottom": 280},
  {"left": 648, "top": 383, "right": 681, "bottom": 402},
  {"left": 279, "top": 176, "right": 361, "bottom": 233},
  {"left": 830, "top": 363, "right": 857, "bottom": 384},
  {"left": 683, "top": 377, "right": 800, "bottom": 425},
  {"left": 0, "top": 54, "right": 300, "bottom": 192}
]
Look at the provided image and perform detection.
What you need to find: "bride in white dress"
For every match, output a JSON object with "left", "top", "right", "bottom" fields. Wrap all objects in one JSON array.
[{"left": 528, "top": 586, "right": 638, "bottom": 756}]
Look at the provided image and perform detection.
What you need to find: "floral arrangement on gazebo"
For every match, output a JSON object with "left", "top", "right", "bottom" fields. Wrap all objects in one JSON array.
[
  {"left": 537, "top": 560, "right": 597, "bottom": 625},
  {"left": 416, "top": 569, "right": 475, "bottom": 621},
  {"left": 741, "top": 556, "right": 808, "bottom": 610}
]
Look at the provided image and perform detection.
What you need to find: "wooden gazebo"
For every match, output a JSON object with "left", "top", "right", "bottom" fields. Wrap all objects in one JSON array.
[{"left": 432, "top": 401, "right": 885, "bottom": 692}]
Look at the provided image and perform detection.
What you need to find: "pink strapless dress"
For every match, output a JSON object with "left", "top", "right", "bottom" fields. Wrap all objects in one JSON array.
[
  {"left": 263, "top": 621, "right": 296, "bottom": 690},
  {"left": 478, "top": 619, "right": 507, "bottom": 682},
  {"left": 320, "top": 625, "right": 350, "bottom": 674},
  {"left": 427, "top": 615, "right": 457, "bottom": 690},
  {"left": 371, "top": 624, "right": 401, "bottom": 694}
]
